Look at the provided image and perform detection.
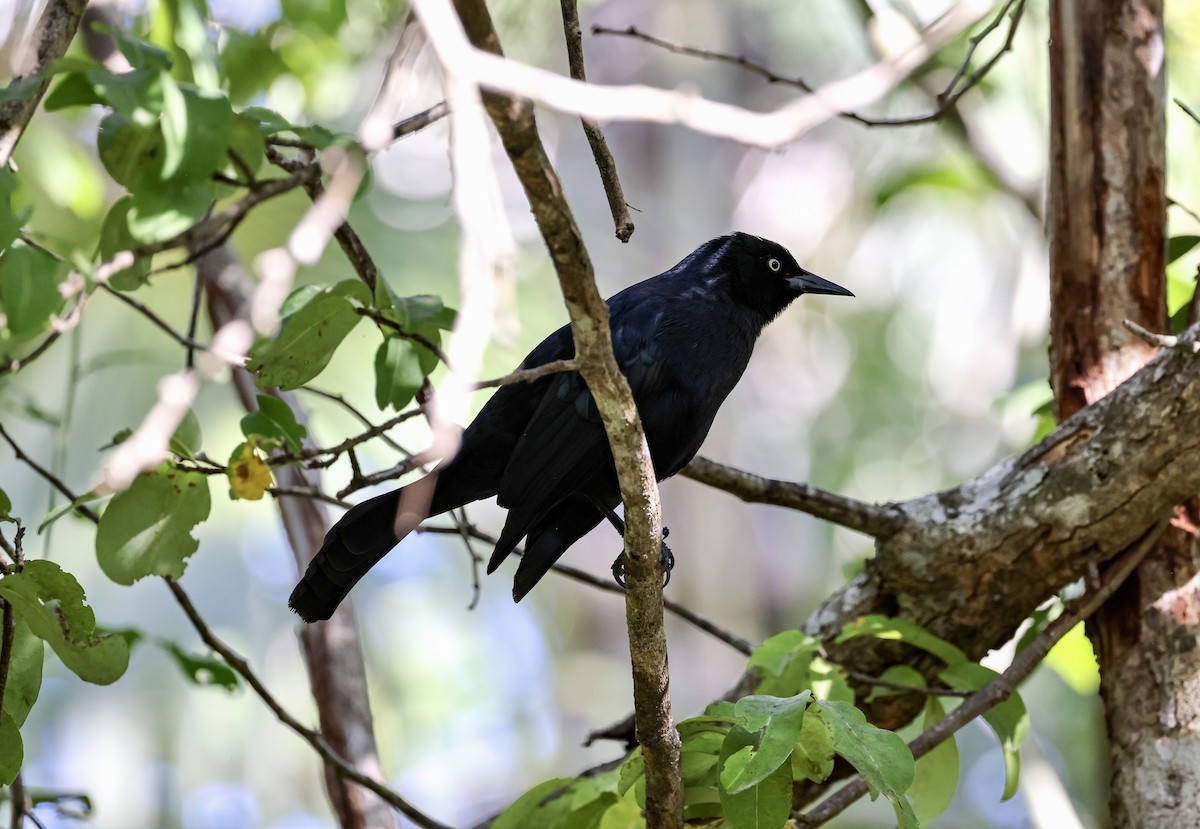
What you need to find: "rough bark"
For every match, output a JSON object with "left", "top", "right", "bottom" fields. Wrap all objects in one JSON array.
[
  {"left": 200, "top": 247, "right": 397, "bottom": 829},
  {"left": 800, "top": 332, "right": 1200, "bottom": 731},
  {"left": 1046, "top": 2, "right": 1200, "bottom": 826}
]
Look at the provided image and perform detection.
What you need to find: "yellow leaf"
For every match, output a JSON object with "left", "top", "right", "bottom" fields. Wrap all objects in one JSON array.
[{"left": 227, "top": 442, "right": 274, "bottom": 501}]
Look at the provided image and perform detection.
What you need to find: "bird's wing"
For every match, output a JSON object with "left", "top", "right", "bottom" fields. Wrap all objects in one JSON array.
[
  {"left": 487, "top": 300, "right": 674, "bottom": 566},
  {"left": 428, "top": 322, "right": 576, "bottom": 515}
]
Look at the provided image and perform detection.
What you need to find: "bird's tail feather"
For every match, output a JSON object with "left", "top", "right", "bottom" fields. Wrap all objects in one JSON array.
[
  {"left": 288, "top": 489, "right": 406, "bottom": 622},
  {"left": 511, "top": 500, "right": 604, "bottom": 602}
]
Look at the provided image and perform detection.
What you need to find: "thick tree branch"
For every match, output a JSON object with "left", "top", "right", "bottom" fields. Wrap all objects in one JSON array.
[
  {"left": 794, "top": 325, "right": 1200, "bottom": 736},
  {"left": 798, "top": 521, "right": 1167, "bottom": 826}
]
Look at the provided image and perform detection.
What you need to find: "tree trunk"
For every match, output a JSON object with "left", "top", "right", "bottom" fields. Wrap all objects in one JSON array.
[{"left": 1047, "top": 2, "right": 1200, "bottom": 825}]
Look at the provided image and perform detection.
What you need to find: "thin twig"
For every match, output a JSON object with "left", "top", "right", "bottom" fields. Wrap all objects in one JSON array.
[
  {"left": 434, "top": 521, "right": 754, "bottom": 655},
  {"left": 92, "top": 166, "right": 321, "bottom": 285},
  {"left": 1123, "top": 319, "right": 1200, "bottom": 353},
  {"left": 0, "top": 423, "right": 99, "bottom": 522},
  {"left": 164, "top": 578, "right": 453, "bottom": 829},
  {"left": 298, "top": 387, "right": 409, "bottom": 454},
  {"left": 471, "top": 357, "right": 580, "bottom": 390},
  {"left": 99, "top": 284, "right": 209, "bottom": 353},
  {"left": 591, "top": 0, "right": 1025, "bottom": 129},
  {"left": 356, "top": 307, "right": 453, "bottom": 366},
  {"left": 796, "top": 521, "right": 1168, "bottom": 826},
  {"left": 269, "top": 406, "right": 425, "bottom": 465},
  {"left": 559, "top": 0, "right": 634, "bottom": 241},
  {"left": 682, "top": 456, "right": 906, "bottom": 538}
]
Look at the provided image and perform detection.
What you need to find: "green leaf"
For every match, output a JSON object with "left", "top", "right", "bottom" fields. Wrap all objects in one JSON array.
[
  {"left": 246, "top": 282, "right": 367, "bottom": 390},
  {"left": 837, "top": 615, "right": 967, "bottom": 667},
  {"left": 239, "top": 105, "right": 295, "bottom": 135},
  {"left": 159, "top": 77, "right": 233, "bottom": 181},
  {"left": 0, "top": 244, "right": 63, "bottom": 337},
  {"left": 791, "top": 702, "right": 835, "bottom": 783},
  {"left": 109, "top": 29, "right": 173, "bottom": 72},
  {"left": 893, "top": 795, "right": 920, "bottom": 829},
  {"left": 222, "top": 114, "right": 267, "bottom": 180},
  {"left": 720, "top": 692, "right": 810, "bottom": 793},
  {"left": 808, "top": 656, "right": 853, "bottom": 703},
  {"left": 815, "top": 699, "right": 915, "bottom": 799},
  {"left": 388, "top": 291, "right": 458, "bottom": 330},
  {"left": 374, "top": 335, "right": 425, "bottom": 411},
  {"left": 0, "top": 169, "right": 24, "bottom": 254},
  {"left": 87, "top": 67, "right": 164, "bottom": 126},
  {"left": 616, "top": 748, "right": 644, "bottom": 796},
  {"left": 0, "top": 560, "right": 130, "bottom": 684},
  {"left": 0, "top": 487, "right": 12, "bottom": 522},
  {"left": 94, "top": 465, "right": 212, "bottom": 584},
  {"left": 96, "top": 197, "right": 151, "bottom": 290},
  {"left": 1044, "top": 621, "right": 1100, "bottom": 695},
  {"left": 0, "top": 712, "right": 22, "bottom": 785},
  {"left": 37, "top": 488, "right": 105, "bottom": 533},
  {"left": 866, "top": 665, "right": 927, "bottom": 702},
  {"left": 717, "top": 725, "right": 792, "bottom": 829},
  {"left": 938, "top": 662, "right": 1028, "bottom": 800},
  {"left": 241, "top": 395, "right": 307, "bottom": 451},
  {"left": 908, "top": 697, "right": 959, "bottom": 825},
  {"left": 1, "top": 618, "right": 44, "bottom": 726},
  {"left": 1168, "top": 235, "right": 1200, "bottom": 264},
  {"left": 164, "top": 642, "right": 238, "bottom": 691},
  {"left": 169, "top": 408, "right": 204, "bottom": 460},
  {"left": 126, "top": 172, "right": 213, "bottom": 243},
  {"left": 97, "top": 114, "right": 164, "bottom": 189},
  {"left": 747, "top": 630, "right": 819, "bottom": 676},
  {"left": 492, "top": 777, "right": 575, "bottom": 829},
  {"left": 43, "top": 72, "right": 105, "bottom": 111}
]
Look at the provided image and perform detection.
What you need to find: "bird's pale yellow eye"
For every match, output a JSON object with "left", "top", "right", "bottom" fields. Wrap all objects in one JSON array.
[{"left": 768, "top": 258, "right": 781, "bottom": 272}]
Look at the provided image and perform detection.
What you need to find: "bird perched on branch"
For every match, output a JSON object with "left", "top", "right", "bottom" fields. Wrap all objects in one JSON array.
[{"left": 289, "top": 233, "right": 852, "bottom": 622}]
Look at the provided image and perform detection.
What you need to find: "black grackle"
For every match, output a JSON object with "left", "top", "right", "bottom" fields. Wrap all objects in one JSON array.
[{"left": 289, "top": 233, "right": 852, "bottom": 621}]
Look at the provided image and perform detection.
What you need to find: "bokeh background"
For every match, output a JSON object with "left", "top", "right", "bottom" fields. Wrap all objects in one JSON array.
[{"left": 4, "top": 0, "right": 1200, "bottom": 826}]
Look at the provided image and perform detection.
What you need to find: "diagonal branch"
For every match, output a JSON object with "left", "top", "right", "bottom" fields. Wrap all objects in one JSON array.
[
  {"left": 797, "top": 520, "right": 1168, "bottom": 825},
  {"left": 559, "top": 0, "right": 634, "bottom": 241},
  {"left": 0, "top": 0, "right": 87, "bottom": 165},
  {"left": 681, "top": 456, "right": 905, "bottom": 538}
]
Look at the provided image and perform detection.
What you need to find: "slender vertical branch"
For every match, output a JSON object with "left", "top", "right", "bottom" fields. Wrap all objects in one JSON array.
[
  {"left": 558, "top": 0, "right": 634, "bottom": 242},
  {"left": 421, "top": 1, "right": 682, "bottom": 823}
]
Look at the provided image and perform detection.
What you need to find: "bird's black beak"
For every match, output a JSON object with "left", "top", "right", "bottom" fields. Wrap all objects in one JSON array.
[{"left": 787, "top": 270, "right": 854, "bottom": 297}]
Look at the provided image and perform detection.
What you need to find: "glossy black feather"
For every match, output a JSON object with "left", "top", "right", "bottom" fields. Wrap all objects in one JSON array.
[{"left": 288, "top": 233, "right": 851, "bottom": 621}]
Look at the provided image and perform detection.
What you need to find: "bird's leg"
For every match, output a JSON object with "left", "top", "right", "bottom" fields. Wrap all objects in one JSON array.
[{"left": 590, "top": 500, "right": 674, "bottom": 589}]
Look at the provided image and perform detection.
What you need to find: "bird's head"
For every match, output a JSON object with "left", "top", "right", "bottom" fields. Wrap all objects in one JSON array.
[{"left": 723, "top": 233, "right": 853, "bottom": 317}]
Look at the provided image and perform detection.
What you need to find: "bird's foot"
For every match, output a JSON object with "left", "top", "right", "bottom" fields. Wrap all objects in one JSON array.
[{"left": 611, "top": 531, "right": 675, "bottom": 590}]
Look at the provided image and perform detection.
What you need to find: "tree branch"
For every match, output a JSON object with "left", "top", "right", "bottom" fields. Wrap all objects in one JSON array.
[
  {"left": 681, "top": 456, "right": 905, "bottom": 538},
  {"left": 797, "top": 520, "right": 1168, "bottom": 826},
  {"left": 199, "top": 245, "right": 401, "bottom": 829},
  {"left": 0, "top": 0, "right": 87, "bottom": 165},
  {"left": 421, "top": 0, "right": 682, "bottom": 822},
  {"left": 559, "top": 0, "right": 634, "bottom": 241},
  {"left": 594, "top": 0, "right": 1025, "bottom": 129}
]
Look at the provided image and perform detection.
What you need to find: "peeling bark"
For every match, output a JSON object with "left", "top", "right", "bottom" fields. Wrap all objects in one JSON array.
[{"left": 1044, "top": 1, "right": 1200, "bottom": 826}]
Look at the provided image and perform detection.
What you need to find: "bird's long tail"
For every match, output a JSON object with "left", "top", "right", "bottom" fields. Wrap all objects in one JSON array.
[{"left": 288, "top": 488, "right": 406, "bottom": 622}]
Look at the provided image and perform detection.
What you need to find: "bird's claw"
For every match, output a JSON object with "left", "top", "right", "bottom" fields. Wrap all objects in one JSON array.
[{"left": 611, "top": 536, "right": 675, "bottom": 590}]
